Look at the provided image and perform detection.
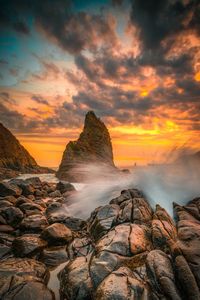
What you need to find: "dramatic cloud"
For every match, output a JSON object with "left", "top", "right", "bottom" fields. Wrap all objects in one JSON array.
[
  {"left": 31, "top": 95, "right": 49, "bottom": 105},
  {"left": 0, "top": 0, "right": 200, "bottom": 166}
]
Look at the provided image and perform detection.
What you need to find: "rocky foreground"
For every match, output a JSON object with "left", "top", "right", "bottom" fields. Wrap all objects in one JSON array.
[{"left": 0, "top": 178, "right": 199, "bottom": 299}]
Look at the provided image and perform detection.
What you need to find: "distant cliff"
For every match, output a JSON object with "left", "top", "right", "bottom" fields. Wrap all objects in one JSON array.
[
  {"left": 57, "top": 111, "right": 116, "bottom": 181},
  {"left": 0, "top": 123, "right": 54, "bottom": 179}
]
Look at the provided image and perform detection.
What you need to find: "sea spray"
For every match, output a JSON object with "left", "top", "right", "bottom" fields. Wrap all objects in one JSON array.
[{"left": 67, "top": 158, "right": 200, "bottom": 219}]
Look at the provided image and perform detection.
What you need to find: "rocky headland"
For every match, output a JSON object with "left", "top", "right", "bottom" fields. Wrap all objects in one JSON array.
[
  {"left": 0, "top": 177, "right": 199, "bottom": 299},
  {"left": 57, "top": 111, "right": 116, "bottom": 182},
  {"left": 0, "top": 123, "right": 54, "bottom": 180}
]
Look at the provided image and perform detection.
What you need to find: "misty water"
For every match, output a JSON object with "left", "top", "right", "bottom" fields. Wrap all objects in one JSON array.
[{"left": 18, "top": 159, "right": 200, "bottom": 219}]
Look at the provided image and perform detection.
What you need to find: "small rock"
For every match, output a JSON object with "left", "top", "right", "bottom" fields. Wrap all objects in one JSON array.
[
  {"left": 12, "top": 234, "right": 47, "bottom": 257},
  {"left": 56, "top": 181, "right": 75, "bottom": 194},
  {"left": 0, "top": 182, "right": 22, "bottom": 197},
  {"left": 0, "top": 206, "right": 23, "bottom": 227},
  {"left": 20, "top": 214, "right": 48, "bottom": 231}
]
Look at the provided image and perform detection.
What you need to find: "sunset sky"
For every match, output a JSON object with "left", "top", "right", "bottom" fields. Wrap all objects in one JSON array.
[{"left": 0, "top": 0, "right": 200, "bottom": 167}]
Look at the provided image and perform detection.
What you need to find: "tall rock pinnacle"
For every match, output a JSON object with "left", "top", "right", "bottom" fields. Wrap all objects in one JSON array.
[{"left": 56, "top": 111, "right": 115, "bottom": 181}]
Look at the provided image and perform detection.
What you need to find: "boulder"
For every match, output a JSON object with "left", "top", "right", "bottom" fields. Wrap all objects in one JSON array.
[
  {"left": 0, "top": 243, "right": 11, "bottom": 259},
  {"left": 69, "top": 237, "right": 93, "bottom": 258},
  {"left": 12, "top": 234, "right": 47, "bottom": 257},
  {"left": 59, "top": 256, "right": 93, "bottom": 300},
  {"left": 48, "top": 190, "right": 62, "bottom": 198},
  {"left": 88, "top": 204, "right": 120, "bottom": 241},
  {"left": 146, "top": 250, "right": 181, "bottom": 299},
  {"left": 0, "top": 182, "right": 22, "bottom": 197},
  {"left": 174, "top": 201, "right": 200, "bottom": 289},
  {"left": 0, "top": 278, "right": 55, "bottom": 300},
  {"left": 0, "top": 206, "right": 23, "bottom": 227},
  {"left": 41, "top": 223, "right": 73, "bottom": 245},
  {"left": 152, "top": 205, "right": 177, "bottom": 253},
  {"left": 95, "top": 267, "right": 147, "bottom": 300},
  {"left": 56, "top": 181, "right": 75, "bottom": 194},
  {"left": 175, "top": 255, "right": 200, "bottom": 300},
  {"left": 9, "top": 179, "right": 35, "bottom": 196},
  {"left": 0, "top": 257, "right": 48, "bottom": 281},
  {"left": 40, "top": 246, "right": 69, "bottom": 267},
  {"left": 20, "top": 214, "right": 48, "bottom": 231}
]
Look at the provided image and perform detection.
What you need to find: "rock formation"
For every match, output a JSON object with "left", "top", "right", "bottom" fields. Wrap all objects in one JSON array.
[
  {"left": 0, "top": 122, "right": 54, "bottom": 179},
  {"left": 57, "top": 111, "right": 116, "bottom": 181},
  {"left": 0, "top": 177, "right": 199, "bottom": 299}
]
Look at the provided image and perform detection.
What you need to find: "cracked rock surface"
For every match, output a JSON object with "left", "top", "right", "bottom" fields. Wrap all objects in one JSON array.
[{"left": 0, "top": 178, "right": 200, "bottom": 299}]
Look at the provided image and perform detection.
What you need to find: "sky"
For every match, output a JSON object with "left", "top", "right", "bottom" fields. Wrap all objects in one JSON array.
[{"left": 0, "top": 0, "right": 200, "bottom": 167}]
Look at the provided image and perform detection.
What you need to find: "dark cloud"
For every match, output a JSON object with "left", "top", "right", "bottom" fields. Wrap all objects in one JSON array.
[
  {"left": 0, "top": 59, "right": 8, "bottom": 65},
  {"left": 130, "top": 0, "right": 199, "bottom": 51},
  {"left": 0, "top": 92, "right": 16, "bottom": 104},
  {"left": 13, "top": 21, "right": 30, "bottom": 35},
  {"left": 31, "top": 95, "right": 49, "bottom": 105},
  {"left": 0, "top": 0, "right": 117, "bottom": 54},
  {"left": 111, "top": 0, "right": 124, "bottom": 6}
]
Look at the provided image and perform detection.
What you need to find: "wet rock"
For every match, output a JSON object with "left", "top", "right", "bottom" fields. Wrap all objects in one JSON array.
[
  {"left": 0, "top": 182, "right": 22, "bottom": 197},
  {"left": 20, "top": 214, "right": 48, "bottom": 232},
  {"left": 146, "top": 250, "right": 181, "bottom": 300},
  {"left": 0, "top": 200, "right": 13, "bottom": 208},
  {"left": 12, "top": 234, "right": 47, "bottom": 257},
  {"left": 0, "top": 277, "right": 55, "bottom": 300},
  {"left": 25, "top": 177, "right": 42, "bottom": 187},
  {"left": 9, "top": 179, "right": 35, "bottom": 196},
  {"left": 152, "top": 205, "right": 177, "bottom": 253},
  {"left": 15, "top": 196, "right": 33, "bottom": 207},
  {"left": 41, "top": 223, "right": 73, "bottom": 245},
  {"left": 56, "top": 181, "right": 75, "bottom": 194},
  {"left": 0, "top": 257, "right": 49, "bottom": 281},
  {"left": 41, "top": 246, "right": 68, "bottom": 267},
  {"left": 59, "top": 256, "right": 93, "bottom": 300},
  {"left": 96, "top": 224, "right": 151, "bottom": 257},
  {"left": 95, "top": 266, "right": 147, "bottom": 300},
  {"left": 90, "top": 250, "right": 121, "bottom": 288},
  {"left": 0, "top": 243, "right": 11, "bottom": 259},
  {"left": 96, "top": 224, "right": 131, "bottom": 256},
  {"left": 0, "top": 196, "right": 17, "bottom": 204},
  {"left": 174, "top": 202, "right": 200, "bottom": 289},
  {"left": 19, "top": 202, "right": 43, "bottom": 214},
  {"left": 130, "top": 224, "right": 152, "bottom": 255},
  {"left": 117, "top": 197, "right": 153, "bottom": 225},
  {"left": 0, "top": 206, "right": 23, "bottom": 227},
  {"left": 63, "top": 216, "right": 86, "bottom": 231},
  {"left": 88, "top": 204, "right": 120, "bottom": 241},
  {"left": 49, "top": 190, "right": 62, "bottom": 198},
  {"left": 175, "top": 255, "right": 200, "bottom": 300},
  {"left": 0, "top": 225, "right": 14, "bottom": 233},
  {"left": 0, "top": 233, "right": 14, "bottom": 246},
  {"left": 110, "top": 189, "right": 143, "bottom": 205},
  {"left": 69, "top": 237, "right": 93, "bottom": 258}
]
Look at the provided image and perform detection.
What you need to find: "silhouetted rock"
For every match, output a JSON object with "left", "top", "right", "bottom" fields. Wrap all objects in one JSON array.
[
  {"left": 0, "top": 122, "right": 54, "bottom": 179},
  {"left": 57, "top": 111, "right": 116, "bottom": 181}
]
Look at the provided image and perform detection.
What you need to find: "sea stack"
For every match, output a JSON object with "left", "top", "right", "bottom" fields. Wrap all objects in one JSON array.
[
  {"left": 0, "top": 122, "right": 53, "bottom": 179},
  {"left": 57, "top": 111, "right": 115, "bottom": 181}
]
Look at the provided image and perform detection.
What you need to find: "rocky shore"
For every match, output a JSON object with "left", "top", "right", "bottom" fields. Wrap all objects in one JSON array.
[{"left": 0, "top": 177, "right": 199, "bottom": 299}]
